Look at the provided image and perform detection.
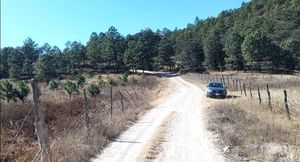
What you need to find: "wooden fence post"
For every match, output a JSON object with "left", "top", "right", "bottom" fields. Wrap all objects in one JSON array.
[
  {"left": 283, "top": 90, "right": 291, "bottom": 120},
  {"left": 110, "top": 86, "right": 113, "bottom": 116},
  {"left": 258, "top": 87, "right": 262, "bottom": 104},
  {"left": 31, "top": 79, "right": 51, "bottom": 162},
  {"left": 221, "top": 74, "right": 225, "bottom": 83},
  {"left": 240, "top": 81, "right": 243, "bottom": 95},
  {"left": 227, "top": 77, "right": 230, "bottom": 89},
  {"left": 249, "top": 82, "right": 253, "bottom": 99},
  {"left": 267, "top": 84, "right": 272, "bottom": 110},
  {"left": 119, "top": 91, "right": 124, "bottom": 113},
  {"left": 236, "top": 80, "right": 239, "bottom": 92},
  {"left": 83, "top": 89, "right": 90, "bottom": 137},
  {"left": 243, "top": 83, "right": 247, "bottom": 97}
]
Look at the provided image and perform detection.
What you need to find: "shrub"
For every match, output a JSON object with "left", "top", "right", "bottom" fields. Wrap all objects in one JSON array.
[
  {"left": 117, "top": 73, "right": 129, "bottom": 87},
  {"left": 82, "top": 71, "right": 93, "bottom": 78},
  {"left": 64, "top": 81, "right": 79, "bottom": 99},
  {"left": 87, "top": 83, "right": 100, "bottom": 97},
  {"left": 48, "top": 80, "right": 59, "bottom": 90},
  {"left": 0, "top": 80, "right": 18, "bottom": 102},
  {"left": 76, "top": 75, "right": 85, "bottom": 87},
  {"left": 122, "top": 73, "right": 129, "bottom": 83},
  {"left": 97, "top": 75, "right": 106, "bottom": 87},
  {"left": 15, "top": 81, "right": 30, "bottom": 103},
  {"left": 0, "top": 82, "right": 4, "bottom": 100},
  {"left": 117, "top": 77, "right": 125, "bottom": 86},
  {"left": 107, "top": 75, "right": 118, "bottom": 86}
]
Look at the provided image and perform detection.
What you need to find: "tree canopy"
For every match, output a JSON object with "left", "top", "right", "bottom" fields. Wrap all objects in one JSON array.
[{"left": 1, "top": 0, "right": 299, "bottom": 80}]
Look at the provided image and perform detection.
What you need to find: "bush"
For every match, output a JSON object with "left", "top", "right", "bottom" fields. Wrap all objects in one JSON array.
[
  {"left": 48, "top": 80, "right": 59, "bottom": 90},
  {"left": 107, "top": 75, "right": 118, "bottom": 86},
  {"left": 82, "top": 71, "right": 93, "bottom": 78},
  {"left": 15, "top": 81, "right": 30, "bottom": 103},
  {"left": 117, "top": 73, "right": 129, "bottom": 87},
  {"left": 64, "top": 81, "right": 79, "bottom": 98},
  {"left": 87, "top": 83, "right": 100, "bottom": 97},
  {"left": 97, "top": 75, "right": 106, "bottom": 87},
  {"left": 76, "top": 75, "right": 85, "bottom": 87},
  {"left": 0, "top": 82, "right": 4, "bottom": 100},
  {"left": 121, "top": 73, "right": 129, "bottom": 83},
  {"left": 0, "top": 80, "right": 18, "bottom": 102}
]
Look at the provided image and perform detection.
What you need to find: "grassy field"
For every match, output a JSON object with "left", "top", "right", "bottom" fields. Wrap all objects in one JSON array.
[
  {"left": 183, "top": 72, "right": 300, "bottom": 162},
  {"left": 1, "top": 74, "right": 167, "bottom": 162}
]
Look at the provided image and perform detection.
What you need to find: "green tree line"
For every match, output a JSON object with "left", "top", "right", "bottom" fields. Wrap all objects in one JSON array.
[{"left": 1, "top": 0, "right": 299, "bottom": 80}]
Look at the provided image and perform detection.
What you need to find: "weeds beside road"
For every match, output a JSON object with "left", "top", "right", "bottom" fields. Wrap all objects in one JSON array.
[{"left": 1, "top": 74, "right": 167, "bottom": 162}]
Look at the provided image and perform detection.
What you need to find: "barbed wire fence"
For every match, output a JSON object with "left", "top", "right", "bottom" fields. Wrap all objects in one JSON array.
[
  {"left": 1, "top": 105, "right": 34, "bottom": 162},
  {"left": 1, "top": 76, "right": 158, "bottom": 162},
  {"left": 187, "top": 73, "right": 297, "bottom": 120}
]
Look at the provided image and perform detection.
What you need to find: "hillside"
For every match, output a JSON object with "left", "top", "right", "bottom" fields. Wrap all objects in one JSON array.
[{"left": 168, "top": 0, "right": 300, "bottom": 71}]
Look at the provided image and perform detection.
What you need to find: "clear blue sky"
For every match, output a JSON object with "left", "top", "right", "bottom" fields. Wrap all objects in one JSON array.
[{"left": 1, "top": 0, "right": 250, "bottom": 49}]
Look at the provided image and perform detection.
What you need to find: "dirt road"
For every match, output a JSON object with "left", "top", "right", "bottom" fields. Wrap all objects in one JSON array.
[{"left": 92, "top": 76, "right": 224, "bottom": 162}]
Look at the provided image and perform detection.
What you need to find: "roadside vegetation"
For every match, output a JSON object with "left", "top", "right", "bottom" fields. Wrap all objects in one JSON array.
[
  {"left": 183, "top": 72, "right": 300, "bottom": 162},
  {"left": 1, "top": 74, "right": 167, "bottom": 161}
]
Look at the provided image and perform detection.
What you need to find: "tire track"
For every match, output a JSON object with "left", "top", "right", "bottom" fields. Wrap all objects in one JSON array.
[{"left": 138, "top": 112, "right": 175, "bottom": 161}]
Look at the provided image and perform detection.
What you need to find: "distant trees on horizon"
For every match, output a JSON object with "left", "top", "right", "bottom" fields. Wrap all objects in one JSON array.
[{"left": 1, "top": 0, "right": 299, "bottom": 81}]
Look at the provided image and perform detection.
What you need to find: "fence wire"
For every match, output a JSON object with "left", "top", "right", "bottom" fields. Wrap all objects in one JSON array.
[{"left": 2, "top": 105, "right": 34, "bottom": 162}]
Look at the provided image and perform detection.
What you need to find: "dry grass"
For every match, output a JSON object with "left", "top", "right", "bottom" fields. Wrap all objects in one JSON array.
[
  {"left": 1, "top": 75, "right": 167, "bottom": 162},
  {"left": 182, "top": 72, "right": 300, "bottom": 162}
]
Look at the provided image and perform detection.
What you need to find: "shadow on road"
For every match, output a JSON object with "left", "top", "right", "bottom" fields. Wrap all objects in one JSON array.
[
  {"left": 159, "top": 72, "right": 179, "bottom": 78},
  {"left": 207, "top": 95, "right": 241, "bottom": 100},
  {"left": 133, "top": 70, "right": 179, "bottom": 78},
  {"left": 226, "top": 95, "right": 240, "bottom": 99}
]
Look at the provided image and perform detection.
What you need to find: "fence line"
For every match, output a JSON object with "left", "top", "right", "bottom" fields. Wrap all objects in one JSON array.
[
  {"left": 243, "top": 83, "right": 247, "bottom": 97},
  {"left": 110, "top": 86, "right": 113, "bottom": 116},
  {"left": 4, "top": 73, "right": 295, "bottom": 161},
  {"left": 83, "top": 89, "right": 90, "bottom": 138},
  {"left": 266, "top": 84, "right": 272, "bottom": 111},
  {"left": 284, "top": 90, "right": 291, "bottom": 120},
  {"left": 249, "top": 82, "right": 253, "bottom": 99},
  {"left": 3, "top": 75, "right": 159, "bottom": 162},
  {"left": 196, "top": 73, "right": 293, "bottom": 120},
  {"left": 258, "top": 87, "right": 262, "bottom": 104},
  {"left": 119, "top": 90, "right": 124, "bottom": 112}
]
